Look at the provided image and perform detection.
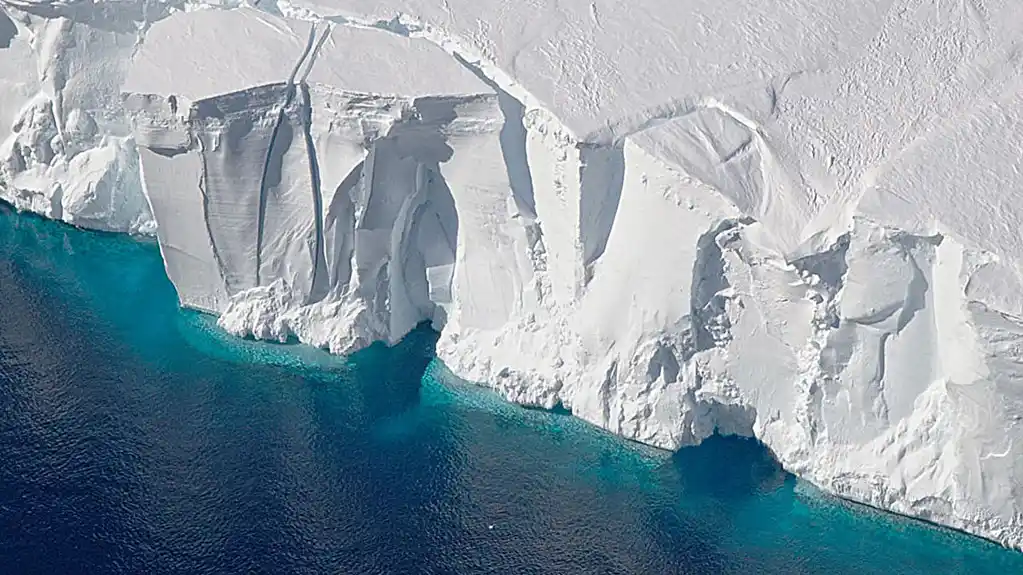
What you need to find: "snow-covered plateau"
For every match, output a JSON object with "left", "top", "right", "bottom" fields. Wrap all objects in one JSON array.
[{"left": 4, "top": 0, "right": 1023, "bottom": 550}]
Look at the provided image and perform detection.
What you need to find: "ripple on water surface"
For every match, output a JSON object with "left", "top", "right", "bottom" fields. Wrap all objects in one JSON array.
[{"left": 0, "top": 203, "right": 1021, "bottom": 574}]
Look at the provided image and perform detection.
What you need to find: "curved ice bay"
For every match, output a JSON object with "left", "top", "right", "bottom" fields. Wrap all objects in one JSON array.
[{"left": 4, "top": 0, "right": 1023, "bottom": 550}]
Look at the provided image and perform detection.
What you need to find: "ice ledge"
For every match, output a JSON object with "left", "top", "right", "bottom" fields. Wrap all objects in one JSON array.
[{"left": 3, "top": 0, "right": 1023, "bottom": 552}]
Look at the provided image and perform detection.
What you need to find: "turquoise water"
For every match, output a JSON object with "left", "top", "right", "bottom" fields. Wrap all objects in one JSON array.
[{"left": 0, "top": 202, "right": 1021, "bottom": 574}]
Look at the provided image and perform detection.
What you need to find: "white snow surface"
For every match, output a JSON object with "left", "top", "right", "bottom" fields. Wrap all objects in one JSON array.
[{"left": 3, "top": 0, "right": 1023, "bottom": 551}]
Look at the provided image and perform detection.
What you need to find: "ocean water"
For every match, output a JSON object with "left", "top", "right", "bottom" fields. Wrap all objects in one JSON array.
[{"left": 0, "top": 204, "right": 1021, "bottom": 575}]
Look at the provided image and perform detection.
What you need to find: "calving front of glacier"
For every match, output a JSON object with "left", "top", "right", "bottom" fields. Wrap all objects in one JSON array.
[{"left": 3, "top": 0, "right": 1023, "bottom": 550}]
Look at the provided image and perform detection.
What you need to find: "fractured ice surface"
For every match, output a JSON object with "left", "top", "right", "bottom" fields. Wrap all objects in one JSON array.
[
  {"left": 3, "top": 0, "right": 1023, "bottom": 551},
  {"left": 123, "top": 7, "right": 510, "bottom": 351}
]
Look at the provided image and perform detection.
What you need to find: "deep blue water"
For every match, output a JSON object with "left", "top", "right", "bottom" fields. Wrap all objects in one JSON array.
[{"left": 0, "top": 204, "right": 1022, "bottom": 574}]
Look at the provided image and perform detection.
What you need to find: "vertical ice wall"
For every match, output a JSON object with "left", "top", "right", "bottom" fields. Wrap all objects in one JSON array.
[
  {"left": 0, "top": 0, "right": 162, "bottom": 232},
  {"left": 121, "top": 8, "right": 537, "bottom": 351}
]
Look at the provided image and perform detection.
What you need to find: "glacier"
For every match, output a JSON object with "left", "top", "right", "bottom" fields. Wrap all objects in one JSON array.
[{"left": 3, "top": 0, "right": 1023, "bottom": 551}]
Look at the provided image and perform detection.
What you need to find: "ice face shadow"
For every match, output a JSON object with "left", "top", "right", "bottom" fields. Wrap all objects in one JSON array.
[
  {"left": 342, "top": 322, "right": 440, "bottom": 420},
  {"left": 667, "top": 434, "right": 789, "bottom": 500}
]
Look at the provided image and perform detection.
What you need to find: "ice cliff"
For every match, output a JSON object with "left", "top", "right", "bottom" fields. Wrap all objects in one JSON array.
[{"left": 3, "top": 0, "right": 1023, "bottom": 550}]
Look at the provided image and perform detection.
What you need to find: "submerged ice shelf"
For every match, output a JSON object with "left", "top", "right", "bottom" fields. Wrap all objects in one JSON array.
[{"left": 3, "top": 0, "right": 1023, "bottom": 552}]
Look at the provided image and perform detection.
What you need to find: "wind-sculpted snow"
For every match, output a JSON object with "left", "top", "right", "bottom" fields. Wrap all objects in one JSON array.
[{"left": 4, "top": 0, "right": 1023, "bottom": 552}]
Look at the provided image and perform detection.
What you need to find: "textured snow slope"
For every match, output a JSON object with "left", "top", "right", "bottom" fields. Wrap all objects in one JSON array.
[{"left": 3, "top": 0, "right": 1023, "bottom": 550}]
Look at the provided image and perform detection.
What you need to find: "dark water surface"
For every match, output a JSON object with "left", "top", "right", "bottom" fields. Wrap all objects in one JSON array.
[{"left": 1, "top": 203, "right": 1021, "bottom": 574}]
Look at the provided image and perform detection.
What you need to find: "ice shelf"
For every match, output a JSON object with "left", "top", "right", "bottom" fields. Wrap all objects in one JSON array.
[{"left": 3, "top": 0, "right": 1023, "bottom": 550}]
